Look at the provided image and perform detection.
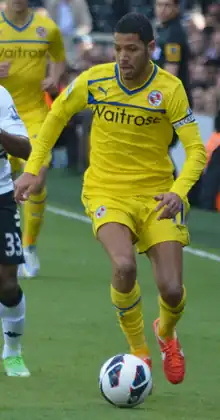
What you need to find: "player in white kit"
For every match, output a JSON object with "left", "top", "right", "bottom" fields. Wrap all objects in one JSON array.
[{"left": 0, "top": 86, "right": 31, "bottom": 376}]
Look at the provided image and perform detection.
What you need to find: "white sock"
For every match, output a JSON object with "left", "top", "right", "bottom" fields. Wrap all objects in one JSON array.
[{"left": 1, "top": 293, "right": 26, "bottom": 359}]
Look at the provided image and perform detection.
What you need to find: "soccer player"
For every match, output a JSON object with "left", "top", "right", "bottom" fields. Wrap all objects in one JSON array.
[
  {"left": 0, "top": 85, "right": 31, "bottom": 376},
  {"left": 0, "top": 0, "right": 66, "bottom": 277},
  {"left": 15, "top": 13, "right": 207, "bottom": 385}
]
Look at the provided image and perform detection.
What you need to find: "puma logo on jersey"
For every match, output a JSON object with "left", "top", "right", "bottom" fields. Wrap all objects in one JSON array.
[{"left": 98, "top": 86, "right": 109, "bottom": 96}]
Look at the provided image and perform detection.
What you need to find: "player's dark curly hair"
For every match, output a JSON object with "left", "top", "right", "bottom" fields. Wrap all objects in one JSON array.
[{"left": 115, "top": 12, "right": 154, "bottom": 45}]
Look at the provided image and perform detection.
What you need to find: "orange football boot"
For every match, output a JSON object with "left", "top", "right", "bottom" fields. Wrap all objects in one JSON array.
[{"left": 153, "top": 318, "right": 185, "bottom": 384}]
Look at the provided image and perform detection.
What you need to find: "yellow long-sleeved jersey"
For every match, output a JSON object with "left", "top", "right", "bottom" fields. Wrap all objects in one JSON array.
[{"left": 25, "top": 62, "right": 207, "bottom": 199}]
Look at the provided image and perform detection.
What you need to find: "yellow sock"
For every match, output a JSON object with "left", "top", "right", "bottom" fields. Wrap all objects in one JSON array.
[
  {"left": 23, "top": 187, "right": 47, "bottom": 247},
  {"left": 158, "top": 286, "right": 186, "bottom": 339},
  {"left": 111, "top": 282, "right": 150, "bottom": 358}
]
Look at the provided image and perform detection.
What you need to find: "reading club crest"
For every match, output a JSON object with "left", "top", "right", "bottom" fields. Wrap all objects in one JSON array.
[
  {"left": 148, "top": 90, "right": 163, "bottom": 107},
  {"left": 96, "top": 206, "right": 106, "bottom": 219},
  {"left": 36, "top": 26, "right": 47, "bottom": 38}
]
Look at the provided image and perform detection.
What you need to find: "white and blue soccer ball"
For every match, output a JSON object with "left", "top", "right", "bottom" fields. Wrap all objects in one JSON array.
[{"left": 99, "top": 354, "right": 152, "bottom": 408}]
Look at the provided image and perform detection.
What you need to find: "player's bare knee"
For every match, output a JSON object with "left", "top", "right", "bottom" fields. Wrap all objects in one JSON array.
[
  {"left": 113, "top": 256, "right": 136, "bottom": 293},
  {"left": 160, "top": 282, "right": 183, "bottom": 308}
]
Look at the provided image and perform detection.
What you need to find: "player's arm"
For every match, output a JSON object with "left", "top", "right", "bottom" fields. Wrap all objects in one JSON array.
[
  {"left": 155, "top": 82, "right": 206, "bottom": 220},
  {"left": 0, "top": 88, "right": 31, "bottom": 160},
  {"left": 0, "top": 129, "right": 30, "bottom": 161},
  {"left": 25, "top": 72, "right": 89, "bottom": 176},
  {"left": 168, "top": 82, "right": 207, "bottom": 199},
  {"left": 163, "top": 31, "right": 183, "bottom": 76},
  {"left": 42, "top": 24, "right": 66, "bottom": 91}
]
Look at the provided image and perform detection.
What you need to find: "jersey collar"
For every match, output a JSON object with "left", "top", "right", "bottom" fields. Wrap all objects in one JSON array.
[
  {"left": 1, "top": 10, "right": 34, "bottom": 32},
  {"left": 115, "top": 62, "right": 158, "bottom": 96}
]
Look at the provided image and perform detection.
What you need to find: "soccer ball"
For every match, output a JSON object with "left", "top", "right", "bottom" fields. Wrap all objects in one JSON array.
[{"left": 99, "top": 354, "right": 152, "bottom": 408}]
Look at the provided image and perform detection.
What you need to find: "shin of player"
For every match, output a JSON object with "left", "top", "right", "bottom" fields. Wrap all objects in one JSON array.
[
  {"left": 21, "top": 164, "right": 47, "bottom": 277},
  {"left": 98, "top": 223, "right": 151, "bottom": 368},
  {"left": 148, "top": 241, "right": 186, "bottom": 384},
  {"left": 0, "top": 264, "right": 29, "bottom": 377},
  {"left": 150, "top": 243, "right": 186, "bottom": 340}
]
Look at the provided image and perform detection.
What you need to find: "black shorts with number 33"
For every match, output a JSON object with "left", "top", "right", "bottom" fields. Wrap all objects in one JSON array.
[{"left": 0, "top": 191, "right": 24, "bottom": 265}]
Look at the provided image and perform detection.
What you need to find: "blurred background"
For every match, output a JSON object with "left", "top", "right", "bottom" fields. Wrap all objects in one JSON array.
[{"left": 1, "top": 0, "right": 220, "bottom": 222}]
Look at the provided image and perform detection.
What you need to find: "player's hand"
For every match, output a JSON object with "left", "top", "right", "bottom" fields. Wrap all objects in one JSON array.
[
  {"left": 41, "top": 77, "right": 58, "bottom": 93},
  {"left": 14, "top": 173, "right": 41, "bottom": 203},
  {"left": 154, "top": 192, "right": 182, "bottom": 220},
  {"left": 0, "top": 62, "right": 11, "bottom": 78}
]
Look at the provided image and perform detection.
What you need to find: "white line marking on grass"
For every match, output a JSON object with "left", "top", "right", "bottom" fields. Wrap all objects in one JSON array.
[
  {"left": 46, "top": 205, "right": 220, "bottom": 263},
  {"left": 184, "top": 247, "right": 220, "bottom": 262},
  {"left": 47, "top": 205, "right": 91, "bottom": 224}
]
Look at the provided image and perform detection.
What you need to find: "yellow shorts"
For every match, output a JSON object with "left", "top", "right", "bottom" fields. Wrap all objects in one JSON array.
[
  {"left": 9, "top": 121, "right": 51, "bottom": 174},
  {"left": 82, "top": 194, "right": 190, "bottom": 253}
]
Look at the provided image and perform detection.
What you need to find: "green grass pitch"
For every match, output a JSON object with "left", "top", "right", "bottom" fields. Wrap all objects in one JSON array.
[{"left": 1, "top": 171, "right": 220, "bottom": 420}]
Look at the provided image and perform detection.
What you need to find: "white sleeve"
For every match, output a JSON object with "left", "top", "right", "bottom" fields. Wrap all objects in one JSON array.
[{"left": 0, "top": 87, "right": 29, "bottom": 137}]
